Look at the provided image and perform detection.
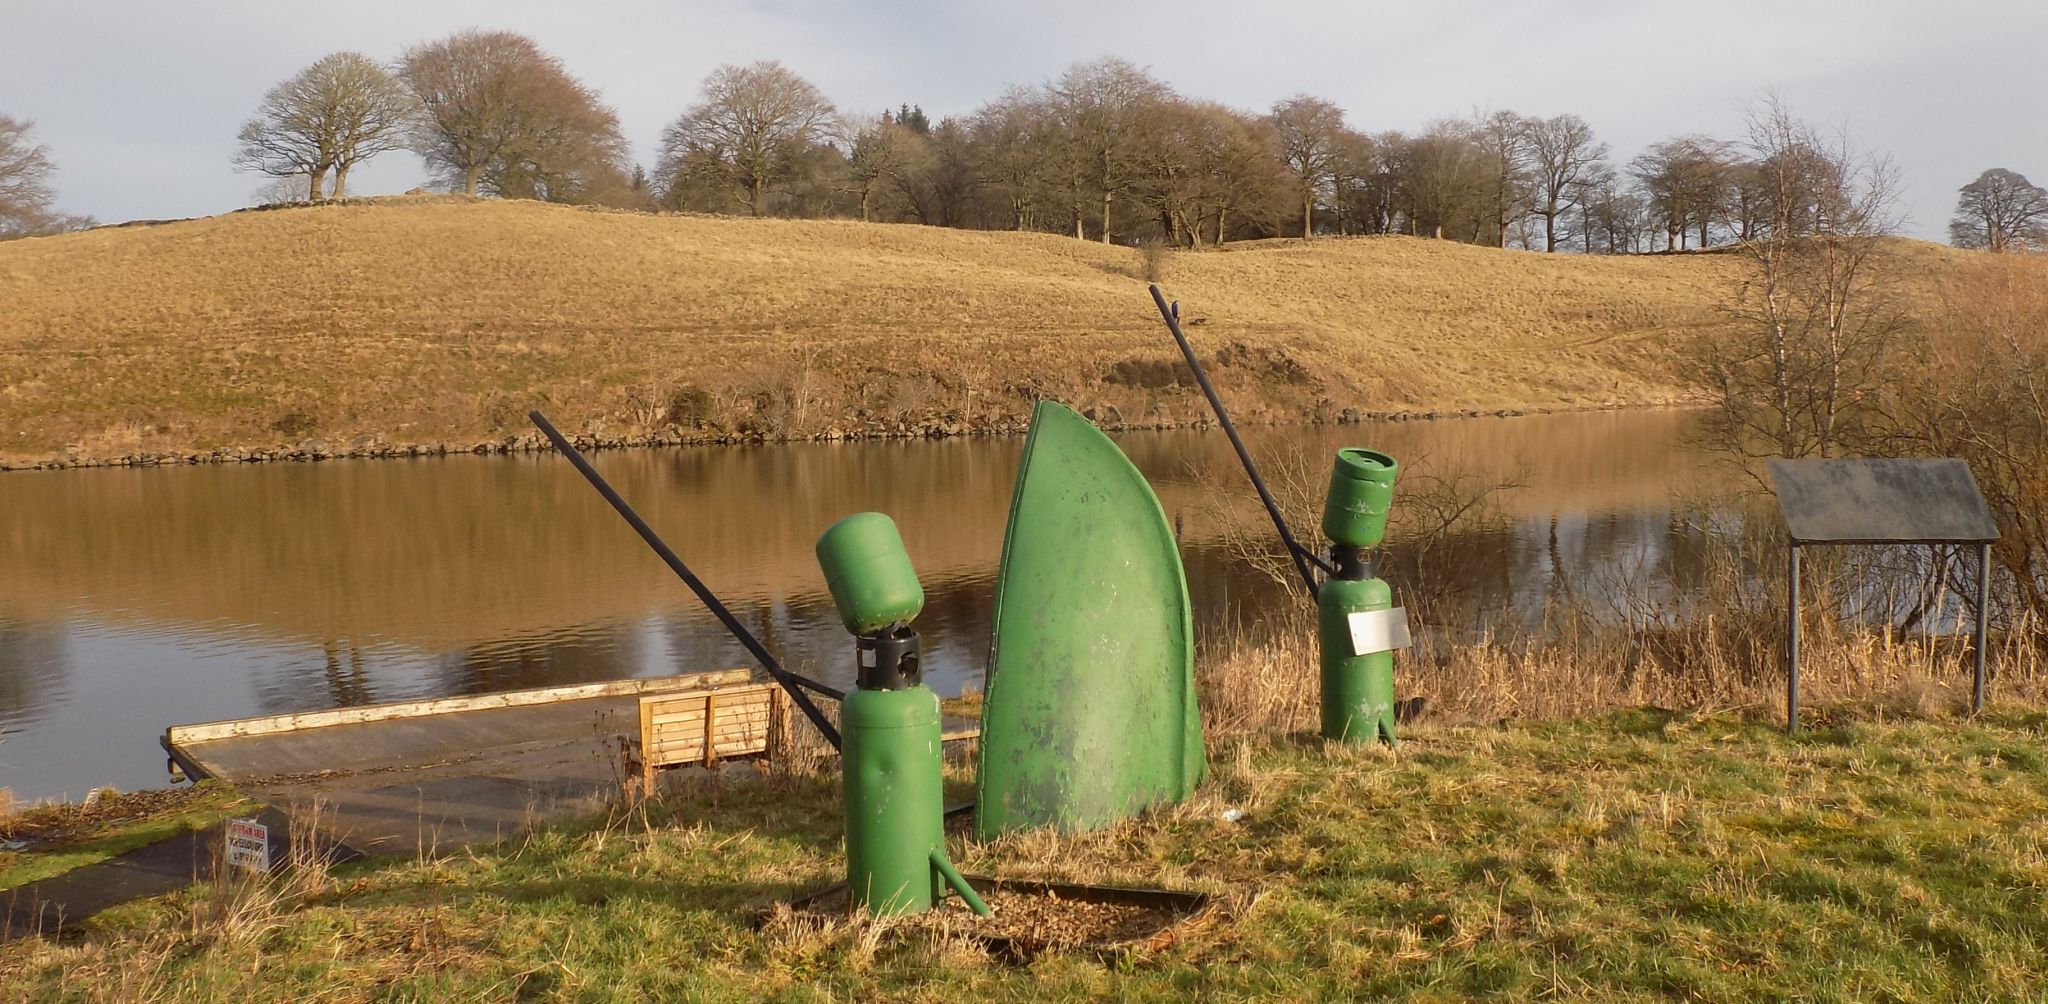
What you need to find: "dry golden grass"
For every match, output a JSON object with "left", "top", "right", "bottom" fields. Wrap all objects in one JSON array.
[
  {"left": 0, "top": 197, "right": 1766, "bottom": 466},
  {"left": 1199, "top": 605, "right": 2048, "bottom": 743}
]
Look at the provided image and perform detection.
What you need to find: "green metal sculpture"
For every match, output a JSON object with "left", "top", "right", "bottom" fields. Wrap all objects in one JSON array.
[
  {"left": 1317, "top": 448, "right": 1404, "bottom": 744},
  {"left": 816, "top": 512, "right": 988, "bottom": 917},
  {"left": 1144, "top": 288, "right": 1414, "bottom": 747},
  {"left": 975, "top": 402, "right": 1205, "bottom": 840}
]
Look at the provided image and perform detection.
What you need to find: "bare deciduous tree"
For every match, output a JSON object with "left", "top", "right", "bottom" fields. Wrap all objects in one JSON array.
[
  {"left": 897, "top": 117, "right": 978, "bottom": 227},
  {"left": 1630, "top": 136, "right": 1734, "bottom": 250},
  {"left": 659, "top": 61, "right": 836, "bottom": 217},
  {"left": 401, "top": 31, "right": 625, "bottom": 201},
  {"left": 1894, "top": 258, "right": 2048, "bottom": 620},
  {"left": 1524, "top": 114, "right": 1609, "bottom": 252},
  {"left": 842, "top": 114, "right": 917, "bottom": 222},
  {"left": 0, "top": 115, "right": 90, "bottom": 238},
  {"left": 1123, "top": 99, "right": 1273, "bottom": 247},
  {"left": 1693, "top": 97, "right": 1903, "bottom": 464},
  {"left": 1576, "top": 168, "right": 1653, "bottom": 254},
  {"left": 1949, "top": 168, "right": 2048, "bottom": 253},
  {"left": 1325, "top": 129, "right": 1381, "bottom": 236},
  {"left": 1402, "top": 120, "right": 1488, "bottom": 240},
  {"left": 1473, "top": 110, "right": 1532, "bottom": 248},
  {"left": 1128, "top": 98, "right": 1203, "bottom": 244},
  {"left": 234, "top": 52, "right": 415, "bottom": 201},
  {"left": 482, "top": 85, "right": 631, "bottom": 207},
  {"left": 1202, "top": 106, "right": 1287, "bottom": 245},
  {"left": 1268, "top": 95, "right": 1346, "bottom": 239},
  {"left": 969, "top": 88, "right": 1062, "bottom": 232},
  {"left": 402, "top": 31, "right": 533, "bottom": 196},
  {"left": 248, "top": 173, "right": 314, "bottom": 206},
  {"left": 1050, "top": 58, "right": 1172, "bottom": 243}
]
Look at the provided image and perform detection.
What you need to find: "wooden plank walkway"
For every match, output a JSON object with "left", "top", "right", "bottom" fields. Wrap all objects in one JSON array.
[
  {"left": 163, "top": 672, "right": 979, "bottom": 856},
  {"left": 164, "top": 672, "right": 755, "bottom": 855}
]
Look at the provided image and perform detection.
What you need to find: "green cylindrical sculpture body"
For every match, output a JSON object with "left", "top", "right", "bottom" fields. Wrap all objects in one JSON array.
[
  {"left": 816, "top": 513, "right": 926, "bottom": 636},
  {"left": 841, "top": 685, "right": 945, "bottom": 915},
  {"left": 1321, "top": 448, "right": 1399, "bottom": 549},
  {"left": 1319, "top": 575, "right": 1396, "bottom": 743}
]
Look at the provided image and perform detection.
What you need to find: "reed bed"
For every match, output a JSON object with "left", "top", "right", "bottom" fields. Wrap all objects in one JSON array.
[{"left": 1199, "top": 605, "right": 2046, "bottom": 743}]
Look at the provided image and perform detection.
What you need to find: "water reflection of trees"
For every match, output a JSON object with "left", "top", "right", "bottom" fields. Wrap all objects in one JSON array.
[
  {"left": 28, "top": 504, "right": 1733, "bottom": 728},
  {"left": 388, "top": 492, "right": 1952, "bottom": 714},
  {"left": 435, "top": 624, "right": 646, "bottom": 696},
  {"left": 1536, "top": 508, "right": 1726, "bottom": 627},
  {"left": 0, "top": 620, "right": 69, "bottom": 730},
  {"left": 248, "top": 636, "right": 392, "bottom": 715},
  {"left": 1191, "top": 501, "right": 1729, "bottom": 644},
  {"left": 647, "top": 572, "right": 1003, "bottom": 697},
  {"left": 320, "top": 640, "right": 374, "bottom": 707}
]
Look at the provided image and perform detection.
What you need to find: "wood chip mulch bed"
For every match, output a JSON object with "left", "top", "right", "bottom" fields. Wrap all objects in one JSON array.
[{"left": 769, "top": 877, "right": 1219, "bottom": 960}]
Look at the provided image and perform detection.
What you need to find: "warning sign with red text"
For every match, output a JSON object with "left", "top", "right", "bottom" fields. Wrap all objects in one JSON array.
[{"left": 225, "top": 818, "right": 270, "bottom": 872}]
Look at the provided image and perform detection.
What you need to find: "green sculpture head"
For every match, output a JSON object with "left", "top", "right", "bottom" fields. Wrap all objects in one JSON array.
[
  {"left": 1321, "top": 448, "right": 1399, "bottom": 549},
  {"left": 815, "top": 512, "right": 925, "bottom": 636}
]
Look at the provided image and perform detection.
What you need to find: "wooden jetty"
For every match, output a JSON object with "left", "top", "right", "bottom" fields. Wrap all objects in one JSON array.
[{"left": 164, "top": 671, "right": 981, "bottom": 856}]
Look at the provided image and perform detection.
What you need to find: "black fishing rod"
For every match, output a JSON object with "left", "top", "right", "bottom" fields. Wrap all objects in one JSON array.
[
  {"left": 528, "top": 410, "right": 844, "bottom": 749},
  {"left": 1147, "top": 285, "right": 1329, "bottom": 597}
]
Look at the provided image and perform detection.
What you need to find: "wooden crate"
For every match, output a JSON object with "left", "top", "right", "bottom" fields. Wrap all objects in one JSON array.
[{"left": 637, "top": 683, "right": 786, "bottom": 790}]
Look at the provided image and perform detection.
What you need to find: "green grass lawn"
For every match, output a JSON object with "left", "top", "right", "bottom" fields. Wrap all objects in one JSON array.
[
  {"left": 0, "top": 784, "right": 256, "bottom": 892},
  {"left": 5, "top": 709, "right": 2046, "bottom": 1002}
]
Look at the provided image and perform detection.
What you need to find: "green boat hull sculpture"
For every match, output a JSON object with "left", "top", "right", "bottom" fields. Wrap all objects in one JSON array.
[{"left": 975, "top": 401, "right": 1205, "bottom": 840}]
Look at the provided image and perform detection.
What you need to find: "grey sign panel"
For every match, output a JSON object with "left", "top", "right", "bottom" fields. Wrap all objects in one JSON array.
[{"left": 1767, "top": 458, "right": 2000, "bottom": 544}]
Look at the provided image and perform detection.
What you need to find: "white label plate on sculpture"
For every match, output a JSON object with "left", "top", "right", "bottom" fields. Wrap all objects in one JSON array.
[{"left": 1348, "top": 607, "right": 1412, "bottom": 656}]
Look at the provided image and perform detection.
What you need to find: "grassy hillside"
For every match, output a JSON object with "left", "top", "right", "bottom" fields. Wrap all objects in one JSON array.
[{"left": 0, "top": 197, "right": 1811, "bottom": 466}]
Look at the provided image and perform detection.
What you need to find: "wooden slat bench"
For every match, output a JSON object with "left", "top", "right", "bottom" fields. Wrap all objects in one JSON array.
[{"left": 635, "top": 682, "right": 788, "bottom": 792}]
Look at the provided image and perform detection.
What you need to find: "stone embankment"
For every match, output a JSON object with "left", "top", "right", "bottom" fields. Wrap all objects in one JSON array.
[{"left": 0, "top": 404, "right": 1591, "bottom": 472}]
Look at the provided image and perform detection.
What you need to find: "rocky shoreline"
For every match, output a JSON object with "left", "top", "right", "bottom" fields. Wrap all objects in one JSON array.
[{"left": 0, "top": 400, "right": 1683, "bottom": 473}]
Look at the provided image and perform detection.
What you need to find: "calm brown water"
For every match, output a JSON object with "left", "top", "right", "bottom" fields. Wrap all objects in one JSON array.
[{"left": 0, "top": 410, "right": 1712, "bottom": 800}]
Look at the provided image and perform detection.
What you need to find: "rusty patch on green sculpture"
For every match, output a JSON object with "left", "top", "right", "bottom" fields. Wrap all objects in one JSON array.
[{"left": 975, "top": 401, "right": 1203, "bottom": 840}]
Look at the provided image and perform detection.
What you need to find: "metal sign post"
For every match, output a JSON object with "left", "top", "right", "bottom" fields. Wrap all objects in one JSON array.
[
  {"left": 1973, "top": 541, "right": 1993, "bottom": 714},
  {"left": 1786, "top": 542, "right": 1801, "bottom": 731}
]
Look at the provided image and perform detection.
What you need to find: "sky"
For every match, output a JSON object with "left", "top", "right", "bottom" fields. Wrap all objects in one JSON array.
[{"left": 6, "top": 0, "right": 2045, "bottom": 241}]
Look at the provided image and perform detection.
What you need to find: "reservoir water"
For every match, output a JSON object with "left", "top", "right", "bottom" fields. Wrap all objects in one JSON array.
[{"left": 0, "top": 409, "right": 1714, "bottom": 800}]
